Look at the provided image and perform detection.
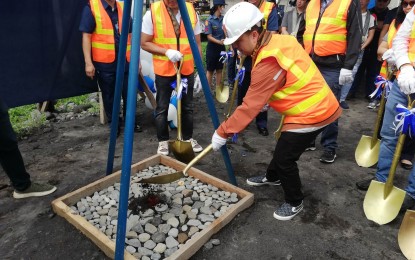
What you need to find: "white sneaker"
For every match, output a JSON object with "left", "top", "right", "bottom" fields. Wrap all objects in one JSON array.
[
  {"left": 188, "top": 138, "right": 203, "bottom": 152},
  {"left": 157, "top": 141, "right": 169, "bottom": 155}
]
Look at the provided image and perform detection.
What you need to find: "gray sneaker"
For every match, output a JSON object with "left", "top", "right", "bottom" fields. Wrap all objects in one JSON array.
[
  {"left": 13, "top": 182, "right": 57, "bottom": 199},
  {"left": 273, "top": 201, "right": 303, "bottom": 221}
]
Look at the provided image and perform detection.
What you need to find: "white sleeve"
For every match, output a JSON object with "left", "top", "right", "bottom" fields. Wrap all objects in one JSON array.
[
  {"left": 193, "top": 13, "right": 201, "bottom": 35},
  {"left": 393, "top": 7, "right": 415, "bottom": 69},
  {"left": 141, "top": 10, "right": 153, "bottom": 35}
]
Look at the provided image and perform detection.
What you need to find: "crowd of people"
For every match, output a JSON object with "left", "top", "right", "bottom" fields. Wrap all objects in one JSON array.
[{"left": 2, "top": 0, "right": 415, "bottom": 226}]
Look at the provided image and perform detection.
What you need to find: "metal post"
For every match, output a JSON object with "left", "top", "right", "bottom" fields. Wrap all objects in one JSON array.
[
  {"left": 114, "top": 0, "right": 143, "bottom": 258},
  {"left": 177, "top": 0, "right": 237, "bottom": 186}
]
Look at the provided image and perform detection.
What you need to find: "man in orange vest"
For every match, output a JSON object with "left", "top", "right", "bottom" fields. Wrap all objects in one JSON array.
[
  {"left": 141, "top": 0, "right": 203, "bottom": 156},
  {"left": 297, "top": 0, "right": 361, "bottom": 163},
  {"left": 230, "top": 0, "right": 279, "bottom": 137},
  {"left": 80, "top": 0, "right": 141, "bottom": 133},
  {"left": 211, "top": 2, "right": 342, "bottom": 220}
]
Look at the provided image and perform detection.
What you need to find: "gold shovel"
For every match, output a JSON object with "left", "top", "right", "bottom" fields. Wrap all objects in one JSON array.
[
  {"left": 363, "top": 97, "right": 415, "bottom": 225},
  {"left": 170, "top": 60, "right": 195, "bottom": 163},
  {"left": 355, "top": 87, "right": 386, "bottom": 167},
  {"left": 216, "top": 53, "right": 230, "bottom": 103},
  {"left": 139, "top": 144, "right": 213, "bottom": 184},
  {"left": 225, "top": 55, "right": 246, "bottom": 119},
  {"left": 398, "top": 209, "right": 415, "bottom": 260}
]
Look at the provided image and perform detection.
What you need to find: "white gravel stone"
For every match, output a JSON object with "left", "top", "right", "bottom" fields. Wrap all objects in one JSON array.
[
  {"left": 144, "top": 240, "right": 156, "bottom": 249},
  {"left": 126, "top": 245, "right": 136, "bottom": 254},
  {"left": 165, "top": 236, "right": 179, "bottom": 248},
  {"left": 138, "top": 233, "right": 151, "bottom": 243},
  {"left": 167, "top": 217, "right": 179, "bottom": 228},
  {"left": 145, "top": 223, "right": 158, "bottom": 234},
  {"left": 168, "top": 228, "right": 178, "bottom": 237},
  {"left": 153, "top": 243, "right": 167, "bottom": 254}
]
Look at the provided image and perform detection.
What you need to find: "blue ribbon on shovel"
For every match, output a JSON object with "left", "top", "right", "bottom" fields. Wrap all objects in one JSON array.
[
  {"left": 393, "top": 104, "right": 415, "bottom": 137},
  {"left": 234, "top": 66, "right": 246, "bottom": 86},
  {"left": 370, "top": 75, "right": 392, "bottom": 99},
  {"left": 219, "top": 51, "right": 233, "bottom": 63},
  {"left": 170, "top": 78, "right": 188, "bottom": 100}
]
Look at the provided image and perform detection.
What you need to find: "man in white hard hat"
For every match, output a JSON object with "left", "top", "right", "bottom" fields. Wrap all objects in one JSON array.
[{"left": 211, "top": 2, "right": 341, "bottom": 220}]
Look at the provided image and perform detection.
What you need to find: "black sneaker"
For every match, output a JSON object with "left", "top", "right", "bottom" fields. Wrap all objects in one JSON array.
[
  {"left": 273, "top": 201, "right": 304, "bottom": 221},
  {"left": 246, "top": 175, "right": 281, "bottom": 186},
  {"left": 13, "top": 182, "right": 57, "bottom": 199},
  {"left": 305, "top": 140, "right": 316, "bottom": 151},
  {"left": 356, "top": 177, "right": 376, "bottom": 191},
  {"left": 400, "top": 194, "right": 415, "bottom": 212},
  {"left": 340, "top": 101, "right": 349, "bottom": 110},
  {"left": 257, "top": 127, "right": 269, "bottom": 136},
  {"left": 320, "top": 151, "right": 336, "bottom": 163}
]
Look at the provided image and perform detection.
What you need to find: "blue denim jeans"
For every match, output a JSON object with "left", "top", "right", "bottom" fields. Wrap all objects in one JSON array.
[
  {"left": 317, "top": 65, "right": 341, "bottom": 153},
  {"left": 375, "top": 81, "right": 415, "bottom": 198},
  {"left": 340, "top": 51, "right": 363, "bottom": 102}
]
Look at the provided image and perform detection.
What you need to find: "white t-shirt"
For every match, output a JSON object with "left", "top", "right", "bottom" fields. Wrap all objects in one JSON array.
[
  {"left": 361, "top": 11, "right": 376, "bottom": 38},
  {"left": 142, "top": 9, "right": 201, "bottom": 36}
]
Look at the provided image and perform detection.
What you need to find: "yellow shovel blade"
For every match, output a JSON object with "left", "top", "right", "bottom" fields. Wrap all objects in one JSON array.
[
  {"left": 355, "top": 135, "right": 380, "bottom": 167},
  {"left": 363, "top": 180, "right": 406, "bottom": 225},
  {"left": 216, "top": 84, "right": 229, "bottom": 103},
  {"left": 170, "top": 140, "right": 195, "bottom": 164},
  {"left": 398, "top": 210, "right": 415, "bottom": 260}
]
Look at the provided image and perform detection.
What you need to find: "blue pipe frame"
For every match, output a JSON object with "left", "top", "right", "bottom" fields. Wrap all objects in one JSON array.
[{"left": 112, "top": 0, "right": 237, "bottom": 258}]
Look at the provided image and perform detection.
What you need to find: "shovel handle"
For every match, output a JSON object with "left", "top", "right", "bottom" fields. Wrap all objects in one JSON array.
[
  {"left": 183, "top": 144, "right": 213, "bottom": 176},
  {"left": 384, "top": 96, "right": 415, "bottom": 198},
  {"left": 274, "top": 115, "right": 285, "bottom": 140},
  {"left": 226, "top": 55, "right": 246, "bottom": 118},
  {"left": 173, "top": 59, "right": 184, "bottom": 140},
  {"left": 371, "top": 87, "right": 387, "bottom": 147}
]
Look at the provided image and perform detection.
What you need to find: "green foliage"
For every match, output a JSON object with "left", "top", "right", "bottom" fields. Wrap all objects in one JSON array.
[{"left": 9, "top": 105, "right": 47, "bottom": 136}]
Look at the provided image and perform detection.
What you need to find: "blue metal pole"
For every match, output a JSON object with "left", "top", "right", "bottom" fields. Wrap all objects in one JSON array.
[
  {"left": 114, "top": 0, "right": 143, "bottom": 258},
  {"left": 105, "top": 0, "right": 132, "bottom": 176},
  {"left": 177, "top": 0, "right": 237, "bottom": 186}
]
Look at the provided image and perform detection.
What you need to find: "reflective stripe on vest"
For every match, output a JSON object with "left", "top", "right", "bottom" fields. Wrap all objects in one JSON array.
[
  {"left": 408, "top": 11, "right": 415, "bottom": 65},
  {"left": 303, "top": 0, "right": 351, "bottom": 56},
  {"left": 151, "top": 2, "right": 197, "bottom": 76},
  {"left": 90, "top": 0, "right": 131, "bottom": 63},
  {"left": 380, "top": 20, "right": 398, "bottom": 78},
  {"left": 259, "top": 1, "right": 274, "bottom": 30},
  {"left": 254, "top": 35, "right": 340, "bottom": 125}
]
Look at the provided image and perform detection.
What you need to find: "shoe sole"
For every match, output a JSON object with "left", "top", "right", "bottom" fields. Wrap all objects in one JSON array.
[
  {"left": 273, "top": 205, "right": 303, "bottom": 221},
  {"left": 305, "top": 147, "right": 316, "bottom": 151},
  {"left": 157, "top": 151, "right": 169, "bottom": 156},
  {"left": 193, "top": 148, "right": 203, "bottom": 153},
  {"left": 13, "top": 186, "right": 57, "bottom": 199},
  {"left": 246, "top": 179, "right": 281, "bottom": 186},
  {"left": 320, "top": 154, "right": 336, "bottom": 163}
]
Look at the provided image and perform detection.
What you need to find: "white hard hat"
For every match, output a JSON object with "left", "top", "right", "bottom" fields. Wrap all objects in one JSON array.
[{"left": 223, "top": 2, "right": 264, "bottom": 45}]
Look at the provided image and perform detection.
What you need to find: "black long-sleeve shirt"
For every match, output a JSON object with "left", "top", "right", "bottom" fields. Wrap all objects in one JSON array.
[{"left": 297, "top": 0, "right": 362, "bottom": 70}]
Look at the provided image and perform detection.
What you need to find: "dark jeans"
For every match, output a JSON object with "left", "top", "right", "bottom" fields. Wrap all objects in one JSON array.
[
  {"left": 266, "top": 128, "right": 324, "bottom": 206},
  {"left": 402, "top": 137, "right": 415, "bottom": 162},
  {"left": 317, "top": 65, "right": 341, "bottom": 153},
  {"left": 155, "top": 73, "right": 195, "bottom": 141},
  {"left": 0, "top": 98, "right": 31, "bottom": 191},
  {"left": 237, "top": 56, "right": 268, "bottom": 128},
  {"left": 96, "top": 69, "right": 129, "bottom": 123}
]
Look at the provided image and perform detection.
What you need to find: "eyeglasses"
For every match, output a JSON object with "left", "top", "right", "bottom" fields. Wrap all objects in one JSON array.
[{"left": 402, "top": 0, "right": 415, "bottom": 7}]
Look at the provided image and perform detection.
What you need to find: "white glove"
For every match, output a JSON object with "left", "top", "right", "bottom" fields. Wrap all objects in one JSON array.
[
  {"left": 211, "top": 131, "right": 227, "bottom": 151},
  {"left": 382, "top": 49, "right": 396, "bottom": 66},
  {"left": 397, "top": 65, "right": 415, "bottom": 95},
  {"left": 193, "top": 74, "right": 202, "bottom": 94},
  {"left": 165, "top": 49, "right": 183, "bottom": 62},
  {"left": 339, "top": 68, "right": 353, "bottom": 85},
  {"left": 260, "top": 104, "right": 269, "bottom": 112}
]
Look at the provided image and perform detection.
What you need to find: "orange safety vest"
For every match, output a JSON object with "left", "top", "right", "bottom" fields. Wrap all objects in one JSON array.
[
  {"left": 303, "top": 0, "right": 351, "bottom": 56},
  {"left": 90, "top": 0, "right": 131, "bottom": 63},
  {"left": 379, "top": 20, "right": 398, "bottom": 78},
  {"left": 254, "top": 35, "right": 341, "bottom": 129},
  {"left": 259, "top": 1, "right": 275, "bottom": 30},
  {"left": 407, "top": 9, "right": 415, "bottom": 65},
  {"left": 151, "top": 1, "right": 197, "bottom": 76}
]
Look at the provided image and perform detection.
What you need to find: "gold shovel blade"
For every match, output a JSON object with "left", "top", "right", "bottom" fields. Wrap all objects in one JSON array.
[
  {"left": 216, "top": 84, "right": 229, "bottom": 103},
  {"left": 355, "top": 135, "right": 380, "bottom": 167},
  {"left": 398, "top": 210, "right": 415, "bottom": 260},
  {"left": 138, "top": 171, "right": 185, "bottom": 184},
  {"left": 170, "top": 140, "right": 195, "bottom": 164},
  {"left": 363, "top": 180, "right": 406, "bottom": 225}
]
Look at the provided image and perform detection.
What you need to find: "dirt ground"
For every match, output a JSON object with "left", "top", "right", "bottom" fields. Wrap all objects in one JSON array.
[{"left": 0, "top": 90, "right": 410, "bottom": 259}]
